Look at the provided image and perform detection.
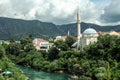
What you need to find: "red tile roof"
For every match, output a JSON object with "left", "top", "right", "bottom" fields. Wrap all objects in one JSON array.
[
  {"left": 36, "top": 38, "right": 48, "bottom": 42},
  {"left": 98, "top": 31, "right": 106, "bottom": 35},
  {"left": 62, "top": 36, "right": 67, "bottom": 39}
]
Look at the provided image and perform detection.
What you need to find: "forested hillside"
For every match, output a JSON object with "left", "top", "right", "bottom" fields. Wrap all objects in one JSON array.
[{"left": 0, "top": 17, "right": 120, "bottom": 40}]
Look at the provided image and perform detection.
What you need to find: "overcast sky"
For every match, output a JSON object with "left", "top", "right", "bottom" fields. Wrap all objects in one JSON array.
[{"left": 0, "top": 0, "right": 120, "bottom": 25}]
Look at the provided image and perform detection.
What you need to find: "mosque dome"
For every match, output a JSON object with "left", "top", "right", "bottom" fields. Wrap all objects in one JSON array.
[{"left": 83, "top": 28, "right": 97, "bottom": 34}]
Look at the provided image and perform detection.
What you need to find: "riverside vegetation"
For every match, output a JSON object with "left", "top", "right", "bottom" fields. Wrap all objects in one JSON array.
[
  {"left": 1, "top": 34, "right": 120, "bottom": 80},
  {"left": 0, "top": 45, "right": 26, "bottom": 80}
]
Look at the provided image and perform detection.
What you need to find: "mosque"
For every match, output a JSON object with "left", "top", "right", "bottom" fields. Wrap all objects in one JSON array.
[{"left": 72, "top": 8, "right": 99, "bottom": 49}]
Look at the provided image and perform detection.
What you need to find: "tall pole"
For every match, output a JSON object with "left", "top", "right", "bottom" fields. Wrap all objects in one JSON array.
[
  {"left": 77, "top": 7, "right": 81, "bottom": 50},
  {"left": 68, "top": 30, "right": 70, "bottom": 36}
]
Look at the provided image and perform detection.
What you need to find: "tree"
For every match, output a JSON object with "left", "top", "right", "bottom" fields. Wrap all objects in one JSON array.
[
  {"left": 20, "top": 36, "right": 35, "bottom": 52},
  {"left": 20, "top": 37, "right": 32, "bottom": 46},
  {"left": 54, "top": 40, "right": 69, "bottom": 51},
  {"left": 105, "top": 61, "right": 111, "bottom": 80},
  {"left": 0, "top": 45, "right": 5, "bottom": 58},
  {"left": 24, "top": 43, "right": 35, "bottom": 52},
  {"left": 6, "top": 43, "right": 21, "bottom": 56},
  {"left": 48, "top": 47, "right": 59, "bottom": 61},
  {"left": 94, "top": 67, "right": 106, "bottom": 80},
  {"left": 65, "top": 36, "right": 76, "bottom": 48}
]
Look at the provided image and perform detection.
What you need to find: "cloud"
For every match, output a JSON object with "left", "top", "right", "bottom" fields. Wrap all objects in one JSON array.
[
  {"left": 0, "top": 0, "right": 112, "bottom": 25},
  {"left": 33, "top": 0, "right": 103, "bottom": 24},
  {"left": 100, "top": 0, "right": 120, "bottom": 24}
]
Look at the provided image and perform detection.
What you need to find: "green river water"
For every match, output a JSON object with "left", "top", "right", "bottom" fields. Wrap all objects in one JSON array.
[{"left": 17, "top": 65, "right": 71, "bottom": 80}]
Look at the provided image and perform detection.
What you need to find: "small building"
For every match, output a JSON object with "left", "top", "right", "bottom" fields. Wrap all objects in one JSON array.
[
  {"left": 72, "top": 28, "right": 99, "bottom": 49},
  {"left": 33, "top": 38, "right": 51, "bottom": 51},
  {"left": 81, "top": 28, "right": 99, "bottom": 48},
  {"left": 98, "top": 31, "right": 107, "bottom": 35},
  {"left": 54, "top": 36, "right": 67, "bottom": 42},
  {"left": 109, "top": 31, "right": 120, "bottom": 36},
  {"left": 98, "top": 31, "right": 120, "bottom": 36}
]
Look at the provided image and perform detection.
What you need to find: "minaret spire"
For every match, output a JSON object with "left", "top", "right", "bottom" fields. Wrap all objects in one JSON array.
[
  {"left": 68, "top": 30, "right": 70, "bottom": 36},
  {"left": 77, "top": 7, "right": 81, "bottom": 39},
  {"left": 77, "top": 7, "right": 81, "bottom": 50}
]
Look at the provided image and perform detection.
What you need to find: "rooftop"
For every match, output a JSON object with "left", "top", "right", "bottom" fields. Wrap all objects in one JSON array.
[{"left": 83, "top": 28, "right": 97, "bottom": 34}]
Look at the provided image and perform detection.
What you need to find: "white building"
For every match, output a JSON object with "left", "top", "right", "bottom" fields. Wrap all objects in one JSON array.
[
  {"left": 81, "top": 28, "right": 99, "bottom": 48},
  {"left": 72, "top": 8, "right": 99, "bottom": 49},
  {"left": 33, "top": 38, "right": 51, "bottom": 51},
  {"left": 54, "top": 36, "right": 67, "bottom": 42}
]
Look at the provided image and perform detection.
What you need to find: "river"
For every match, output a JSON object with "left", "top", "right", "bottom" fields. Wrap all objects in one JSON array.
[{"left": 17, "top": 65, "right": 71, "bottom": 80}]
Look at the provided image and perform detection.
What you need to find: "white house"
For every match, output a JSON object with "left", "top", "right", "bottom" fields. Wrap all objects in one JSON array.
[
  {"left": 54, "top": 36, "right": 67, "bottom": 42},
  {"left": 33, "top": 38, "right": 51, "bottom": 51}
]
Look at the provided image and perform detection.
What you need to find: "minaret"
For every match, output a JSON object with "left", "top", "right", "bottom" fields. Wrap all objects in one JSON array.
[
  {"left": 68, "top": 30, "right": 70, "bottom": 36},
  {"left": 77, "top": 7, "right": 81, "bottom": 50}
]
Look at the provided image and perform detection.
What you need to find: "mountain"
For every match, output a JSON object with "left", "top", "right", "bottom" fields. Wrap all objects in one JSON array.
[
  {"left": 0, "top": 17, "right": 120, "bottom": 40},
  {"left": 57, "top": 22, "right": 120, "bottom": 36},
  {"left": 0, "top": 17, "right": 62, "bottom": 40}
]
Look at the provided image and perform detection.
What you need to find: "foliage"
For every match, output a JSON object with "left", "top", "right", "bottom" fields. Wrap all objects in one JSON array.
[
  {"left": 48, "top": 47, "right": 59, "bottom": 61},
  {"left": 2, "top": 34, "right": 120, "bottom": 80},
  {"left": 6, "top": 43, "right": 21, "bottom": 56},
  {"left": 0, "top": 45, "right": 26, "bottom": 80},
  {"left": 0, "top": 45, "right": 5, "bottom": 58},
  {"left": 54, "top": 40, "right": 69, "bottom": 51},
  {"left": 65, "top": 36, "right": 76, "bottom": 48}
]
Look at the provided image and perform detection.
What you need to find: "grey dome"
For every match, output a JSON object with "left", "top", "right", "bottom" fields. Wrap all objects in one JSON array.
[{"left": 83, "top": 28, "right": 97, "bottom": 34}]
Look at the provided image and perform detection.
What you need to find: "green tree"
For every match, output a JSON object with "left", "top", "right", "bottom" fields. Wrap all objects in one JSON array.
[
  {"left": 48, "top": 47, "right": 59, "bottom": 61},
  {"left": 0, "top": 45, "right": 5, "bottom": 58},
  {"left": 20, "top": 36, "right": 35, "bottom": 52},
  {"left": 94, "top": 67, "right": 106, "bottom": 80},
  {"left": 54, "top": 40, "right": 69, "bottom": 51},
  {"left": 105, "top": 61, "right": 111, "bottom": 80},
  {"left": 6, "top": 43, "right": 21, "bottom": 56},
  {"left": 65, "top": 36, "right": 76, "bottom": 48}
]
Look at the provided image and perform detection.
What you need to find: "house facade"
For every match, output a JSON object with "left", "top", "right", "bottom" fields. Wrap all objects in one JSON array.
[{"left": 33, "top": 38, "right": 51, "bottom": 51}]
